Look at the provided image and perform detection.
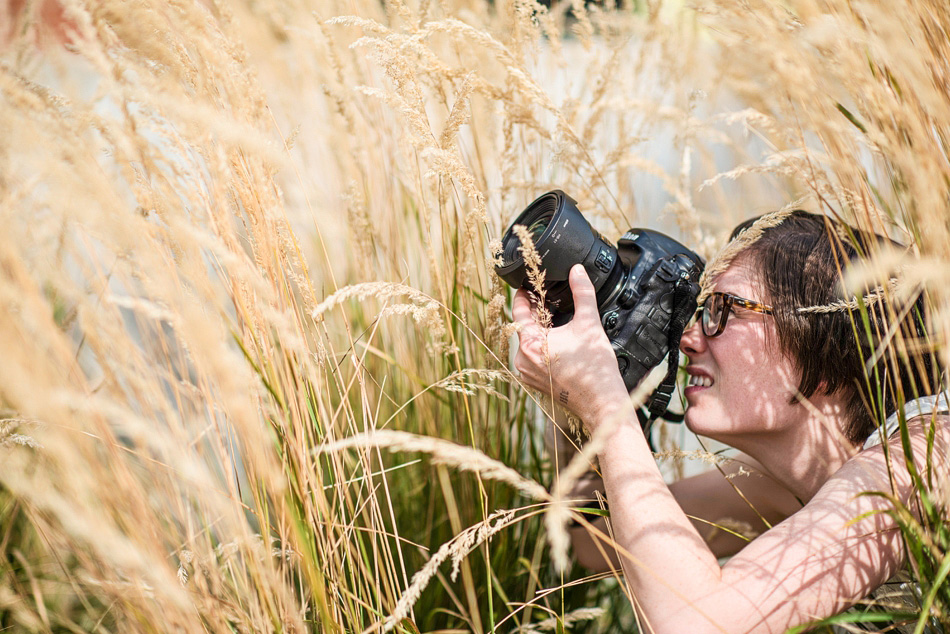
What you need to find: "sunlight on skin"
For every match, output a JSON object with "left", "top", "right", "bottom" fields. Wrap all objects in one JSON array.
[
  {"left": 680, "top": 259, "right": 858, "bottom": 503},
  {"left": 513, "top": 260, "right": 949, "bottom": 632}
]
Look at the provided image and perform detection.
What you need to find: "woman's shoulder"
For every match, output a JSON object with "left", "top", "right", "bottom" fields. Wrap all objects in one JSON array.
[{"left": 832, "top": 406, "right": 950, "bottom": 508}]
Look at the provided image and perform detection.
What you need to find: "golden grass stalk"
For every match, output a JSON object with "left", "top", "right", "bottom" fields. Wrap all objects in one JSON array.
[
  {"left": 318, "top": 429, "right": 548, "bottom": 501},
  {"left": 381, "top": 509, "right": 521, "bottom": 632},
  {"left": 2, "top": 0, "right": 950, "bottom": 630}
]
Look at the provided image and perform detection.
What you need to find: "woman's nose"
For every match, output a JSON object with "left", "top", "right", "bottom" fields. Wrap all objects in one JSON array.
[{"left": 679, "top": 319, "right": 706, "bottom": 357}]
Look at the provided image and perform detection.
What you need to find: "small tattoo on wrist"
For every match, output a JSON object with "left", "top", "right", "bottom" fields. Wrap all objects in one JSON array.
[{"left": 559, "top": 390, "right": 569, "bottom": 405}]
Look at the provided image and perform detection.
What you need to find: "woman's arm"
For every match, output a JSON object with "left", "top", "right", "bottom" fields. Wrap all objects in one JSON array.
[
  {"left": 569, "top": 455, "right": 800, "bottom": 571},
  {"left": 668, "top": 454, "right": 801, "bottom": 557},
  {"left": 596, "top": 417, "right": 923, "bottom": 633},
  {"left": 513, "top": 265, "right": 942, "bottom": 632}
]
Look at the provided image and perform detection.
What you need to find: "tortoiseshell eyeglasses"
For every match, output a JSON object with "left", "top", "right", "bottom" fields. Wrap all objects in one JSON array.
[{"left": 700, "top": 291, "right": 774, "bottom": 338}]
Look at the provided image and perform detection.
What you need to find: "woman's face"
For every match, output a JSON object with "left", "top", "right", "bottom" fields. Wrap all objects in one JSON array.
[{"left": 679, "top": 262, "right": 804, "bottom": 441}]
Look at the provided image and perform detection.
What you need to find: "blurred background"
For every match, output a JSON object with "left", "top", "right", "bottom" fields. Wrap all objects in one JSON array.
[{"left": 1, "top": 0, "right": 947, "bottom": 632}]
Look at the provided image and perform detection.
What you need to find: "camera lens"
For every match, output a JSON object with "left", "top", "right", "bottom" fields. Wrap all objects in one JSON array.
[
  {"left": 495, "top": 190, "right": 706, "bottom": 403},
  {"left": 527, "top": 216, "right": 550, "bottom": 243},
  {"left": 500, "top": 198, "right": 557, "bottom": 267},
  {"left": 495, "top": 191, "right": 623, "bottom": 324}
]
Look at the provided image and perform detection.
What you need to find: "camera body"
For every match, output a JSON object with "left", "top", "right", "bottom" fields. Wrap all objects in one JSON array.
[
  {"left": 591, "top": 230, "right": 704, "bottom": 391},
  {"left": 496, "top": 190, "right": 705, "bottom": 397}
]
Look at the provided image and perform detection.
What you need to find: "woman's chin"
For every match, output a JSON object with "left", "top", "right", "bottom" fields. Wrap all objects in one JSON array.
[
  {"left": 683, "top": 408, "right": 727, "bottom": 439},
  {"left": 683, "top": 410, "right": 701, "bottom": 434}
]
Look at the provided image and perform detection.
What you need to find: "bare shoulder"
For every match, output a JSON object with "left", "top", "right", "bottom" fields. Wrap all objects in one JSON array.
[
  {"left": 842, "top": 412, "right": 950, "bottom": 503},
  {"left": 706, "top": 416, "right": 950, "bottom": 627}
]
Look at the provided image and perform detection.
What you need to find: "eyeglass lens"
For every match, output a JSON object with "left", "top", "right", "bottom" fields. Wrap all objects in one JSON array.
[{"left": 703, "top": 293, "right": 724, "bottom": 337}]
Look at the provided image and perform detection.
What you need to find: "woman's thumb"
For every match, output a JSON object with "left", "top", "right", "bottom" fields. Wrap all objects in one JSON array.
[{"left": 569, "top": 264, "right": 599, "bottom": 323}]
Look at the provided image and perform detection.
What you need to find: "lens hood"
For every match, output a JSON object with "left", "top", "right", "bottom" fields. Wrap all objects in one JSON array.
[{"left": 496, "top": 191, "right": 621, "bottom": 319}]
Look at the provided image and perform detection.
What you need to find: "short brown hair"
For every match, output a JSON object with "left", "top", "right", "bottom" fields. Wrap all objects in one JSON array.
[{"left": 732, "top": 211, "right": 936, "bottom": 444}]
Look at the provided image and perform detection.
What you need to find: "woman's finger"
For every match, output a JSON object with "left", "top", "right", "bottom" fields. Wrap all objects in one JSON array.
[
  {"left": 511, "top": 288, "right": 534, "bottom": 324},
  {"left": 568, "top": 264, "right": 601, "bottom": 328},
  {"left": 512, "top": 289, "right": 546, "bottom": 341}
]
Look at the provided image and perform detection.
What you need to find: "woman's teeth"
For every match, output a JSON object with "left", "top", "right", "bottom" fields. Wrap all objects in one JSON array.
[{"left": 688, "top": 375, "right": 712, "bottom": 388}]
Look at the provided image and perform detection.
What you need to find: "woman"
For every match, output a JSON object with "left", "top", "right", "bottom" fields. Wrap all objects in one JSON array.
[{"left": 512, "top": 211, "right": 947, "bottom": 632}]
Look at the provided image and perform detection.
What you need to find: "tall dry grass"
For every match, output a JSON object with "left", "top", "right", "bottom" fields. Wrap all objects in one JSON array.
[{"left": 0, "top": 0, "right": 948, "bottom": 632}]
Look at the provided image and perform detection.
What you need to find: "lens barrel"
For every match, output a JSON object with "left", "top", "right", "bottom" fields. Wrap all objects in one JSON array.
[{"left": 495, "top": 191, "right": 625, "bottom": 324}]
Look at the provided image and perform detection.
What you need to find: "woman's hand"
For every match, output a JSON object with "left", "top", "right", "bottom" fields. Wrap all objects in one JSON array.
[{"left": 512, "top": 264, "right": 629, "bottom": 428}]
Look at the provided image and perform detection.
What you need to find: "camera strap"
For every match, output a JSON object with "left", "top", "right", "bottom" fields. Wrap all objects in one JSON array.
[{"left": 645, "top": 277, "right": 696, "bottom": 428}]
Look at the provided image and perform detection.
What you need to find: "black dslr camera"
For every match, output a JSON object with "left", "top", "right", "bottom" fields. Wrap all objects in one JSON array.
[{"left": 496, "top": 190, "right": 705, "bottom": 422}]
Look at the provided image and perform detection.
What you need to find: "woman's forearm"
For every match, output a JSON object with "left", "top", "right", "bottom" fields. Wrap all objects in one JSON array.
[{"left": 596, "top": 414, "right": 725, "bottom": 631}]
